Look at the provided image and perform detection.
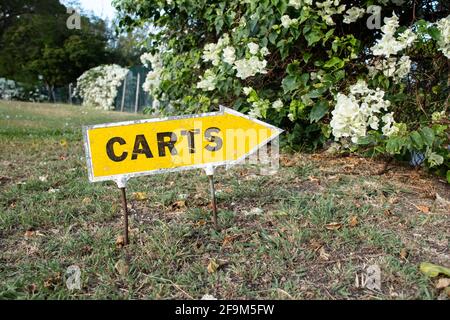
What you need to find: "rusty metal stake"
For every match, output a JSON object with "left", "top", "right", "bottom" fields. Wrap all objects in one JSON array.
[{"left": 119, "top": 187, "right": 129, "bottom": 245}]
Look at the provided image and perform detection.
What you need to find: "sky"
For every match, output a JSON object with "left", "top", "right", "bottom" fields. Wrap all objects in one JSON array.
[{"left": 63, "top": 0, "right": 117, "bottom": 20}]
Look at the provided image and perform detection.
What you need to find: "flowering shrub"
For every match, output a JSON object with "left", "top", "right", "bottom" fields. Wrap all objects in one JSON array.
[
  {"left": 114, "top": 0, "right": 450, "bottom": 180},
  {"left": 0, "top": 78, "right": 47, "bottom": 102},
  {"left": 75, "top": 64, "right": 129, "bottom": 110}
]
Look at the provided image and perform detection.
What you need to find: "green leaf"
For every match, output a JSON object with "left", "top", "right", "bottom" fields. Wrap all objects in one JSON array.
[
  {"left": 323, "top": 57, "right": 343, "bottom": 69},
  {"left": 427, "top": 26, "right": 441, "bottom": 41},
  {"left": 309, "top": 100, "right": 328, "bottom": 123},
  {"left": 305, "top": 30, "right": 322, "bottom": 47},
  {"left": 282, "top": 75, "right": 298, "bottom": 93},
  {"left": 410, "top": 131, "right": 423, "bottom": 149},
  {"left": 420, "top": 262, "right": 450, "bottom": 278},
  {"left": 420, "top": 127, "right": 435, "bottom": 146},
  {"left": 447, "top": 170, "right": 450, "bottom": 184}
]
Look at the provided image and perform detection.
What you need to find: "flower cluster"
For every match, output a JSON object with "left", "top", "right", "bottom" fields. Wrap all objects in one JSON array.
[
  {"left": 316, "top": 0, "right": 346, "bottom": 26},
  {"left": 371, "top": 13, "right": 416, "bottom": 57},
  {"left": 75, "top": 64, "right": 128, "bottom": 110},
  {"left": 368, "top": 13, "right": 417, "bottom": 83},
  {"left": 0, "top": 78, "right": 21, "bottom": 100},
  {"left": 436, "top": 15, "right": 450, "bottom": 59},
  {"left": 330, "top": 80, "right": 397, "bottom": 143},
  {"left": 196, "top": 36, "right": 269, "bottom": 91},
  {"left": 343, "top": 7, "right": 365, "bottom": 24}
]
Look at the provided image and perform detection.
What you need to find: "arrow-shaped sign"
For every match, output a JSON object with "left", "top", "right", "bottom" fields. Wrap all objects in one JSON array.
[{"left": 83, "top": 106, "right": 283, "bottom": 185}]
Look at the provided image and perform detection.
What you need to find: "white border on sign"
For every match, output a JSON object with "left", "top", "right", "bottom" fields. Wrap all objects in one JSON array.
[{"left": 82, "top": 106, "right": 283, "bottom": 187}]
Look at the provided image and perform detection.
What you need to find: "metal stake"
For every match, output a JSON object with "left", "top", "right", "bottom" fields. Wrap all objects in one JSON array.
[
  {"left": 205, "top": 167, "right": 219, "bottom": 230},
  {"left": 119, "top": 187, "right": 129, "bottom": 245}
]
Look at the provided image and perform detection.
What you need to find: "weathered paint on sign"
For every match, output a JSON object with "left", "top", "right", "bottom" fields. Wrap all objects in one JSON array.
[{"left": 83, "top": 106, "right": 282, "bottom": 184}]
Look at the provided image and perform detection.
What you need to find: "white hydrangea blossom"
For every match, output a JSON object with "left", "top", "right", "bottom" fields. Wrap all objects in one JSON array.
[
  {"left": 343, "top": 7, "right": 365, "bottom": 24},
  {"left": 330, "top": 80, "right": 396, "bottom": 143},
  {"left": 75, "top": 64, "right": 128, "bottom": 110},
  {"left": 436, "top": 15, "right": 450, "bottom": 59}
]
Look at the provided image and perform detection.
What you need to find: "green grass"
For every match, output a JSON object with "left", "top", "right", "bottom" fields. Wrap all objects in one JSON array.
[{"left": 1, "top": 100, "right": 449, "bottom": 300}]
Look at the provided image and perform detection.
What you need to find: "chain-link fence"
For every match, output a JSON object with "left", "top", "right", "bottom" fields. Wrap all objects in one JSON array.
[{"left": 114, "top": 66, "right": 152, "bottom": 113}]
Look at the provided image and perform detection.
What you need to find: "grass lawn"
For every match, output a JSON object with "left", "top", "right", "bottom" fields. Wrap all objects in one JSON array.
[{"left": 0, "top": 100, "right": 449, "bottom": 300}]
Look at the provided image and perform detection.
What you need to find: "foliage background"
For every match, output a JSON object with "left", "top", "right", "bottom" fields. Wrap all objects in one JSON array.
[{"left": 113, "top": 0, "right": 449, "bottom": 180}]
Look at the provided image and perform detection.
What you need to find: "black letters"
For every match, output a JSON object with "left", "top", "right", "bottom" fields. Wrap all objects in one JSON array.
[
  {"left": 181, "top": 129, "right": 200, "bottom": 154},
  {"left": 157, "top": 132, "right": 178, "bottom": 157},
  {"left": 106, "top": 137, "right": 128, "bottom": 162},
  {"left": 131, "top": 134, "right": 154, "bottom": 160},
  {"left": 205, "top": 127, "right": 223, "bottom": 152}
]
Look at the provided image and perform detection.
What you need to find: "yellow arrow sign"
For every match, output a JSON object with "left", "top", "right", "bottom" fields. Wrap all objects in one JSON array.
[{"left": 83, "top": 106, "right": 282, "bottom": 184}]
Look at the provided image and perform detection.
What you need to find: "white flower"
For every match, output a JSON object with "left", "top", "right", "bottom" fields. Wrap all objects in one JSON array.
[
  {"left": 272, "top": 99, "right": 283, "bottom": 111},
  {"left": 436, "top": 15, "right": 450, "bottom": 59},
  {"left": 247, "top": 42, "right": 260, "bottom": 55},
  {"left": 243, "top": 87, "right": 253, "bottom": 96},
  {"left": 394, "top": 55, "right": 411, "bottom": 81},
  {"left": 281, "top": 15, "right": 297, "bottom": 28},
  {"left": 223, "top": 46, "right": 236, "bottom": 65},
  {"left": 398, "top": 29, "right": 417, "bottom": 48},
  {"left": 260, "top": 47, "right": 270, "bottom": 56},
  {"left": 288, "top": 113, "right": 295, "bottom": 121},
  {"left": 76, "top": 64, "right": 128, "bottom": 110},
  {"left": 331, "top": 80, "right": 394, "bottom": 143},
  {"left": 196, "top": 69, "right": 216, "bottom": 91},
  {"left": 343, "top": 7, "right": 365, "bottom": 24},
  {"left": 234, "top": 56, "right": 267, "bottom": 79}
]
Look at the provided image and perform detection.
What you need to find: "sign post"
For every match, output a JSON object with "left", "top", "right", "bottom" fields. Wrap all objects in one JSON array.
[{"left": 83, "top": 106, "right": 282, "bottom": 244}]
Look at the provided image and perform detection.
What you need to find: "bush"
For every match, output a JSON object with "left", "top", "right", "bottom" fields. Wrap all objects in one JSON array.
[
  {"left": 75, "top": 64, "right": 129, "bottom": 110},
  {"left": 113, "top": 0, "right": 450, "bottom": 181}
]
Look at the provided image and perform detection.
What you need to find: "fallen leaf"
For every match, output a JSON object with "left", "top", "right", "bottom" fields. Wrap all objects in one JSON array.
[
  {"left": 207, "top": 259, "right": 219, "bottom": 274},
  {"left": 349, "top": 216, "right": 358, "bottom": 227},
  {"left": 39, "top": 176, "right": 48, "bottom": 182},
  {"left": 319, "top": 247, "right": 330, "bottom": 261},
  {"left": 415, "top": 205, "right": 430, "bottom": 214},
  {"left": 400, "top": 248, "right": 409, "bottom": 260},
  {"left": 172, "top": 200, "right": 186, "bottom": 210},
  {"left": 82, "top": 197, "right": 91, "bottom": 205},
  {"left": 195, "top": 220, "right": 206, "bottom": 227},
  {"left": 133, "top": 192, "right": 149, "bottom": 201},
  {"left": 436, "top": 278, "right": 450, "bottom": 289},
  {"left": 325, "top": 222, "right": 342, "bottom": 230},
  {"left": 116, "top": 235, "right": 125, "bottom": 248},
  {"left": 420, "top": 262, "right": 450, "bottom": 278},
  {"left": 308, "top": 176, "right": 320, "bottom": 184},
  {"left": 115, "top": 259, "right": 129, "bottom": 276},
  {"left": 222, "top": 235, "right": 236, "bottom": 247},
  {"left": 60, "top": 139, "right": 68, "bottom": 147},
  {"left": 24, "top": 229, "right": 35, "bottom": 239},
  {"left": 201, "top": 294, "right": 217, "bottom": 300},
  {"left": 44, "top": 273, "right": 61, "bottom": 290}
]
